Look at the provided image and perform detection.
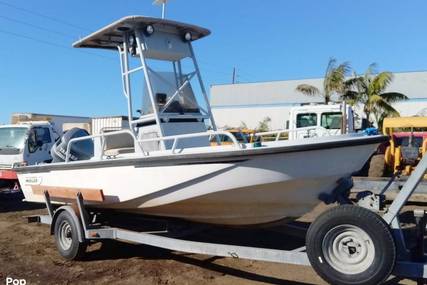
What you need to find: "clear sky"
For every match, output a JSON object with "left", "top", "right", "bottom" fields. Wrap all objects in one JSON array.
[{"left": 0, "top": 0, "right": 426, "bottom": 124}]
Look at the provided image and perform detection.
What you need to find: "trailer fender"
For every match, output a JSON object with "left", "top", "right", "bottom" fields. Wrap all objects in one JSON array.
[{"left": 50, "top": 206, "right": 85, "bottom": 243}]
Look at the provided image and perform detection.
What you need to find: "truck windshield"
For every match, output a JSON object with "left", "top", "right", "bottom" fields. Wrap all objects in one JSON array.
[
  {"left": 296, "top": 113, "right": 317, "bottom": 128},
  {"left": 0, "top": 127, "right": 27, "bottom": 150},
  {"left": 321, "top": 112, "right": 342, "bottom": 129}
]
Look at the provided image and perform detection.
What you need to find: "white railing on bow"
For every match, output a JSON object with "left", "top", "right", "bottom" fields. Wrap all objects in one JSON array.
[
  {"left": 254, "top": 126, "right": 329, "bottom": 141},
  {"left": 254, "top": 130, "right": 289, "bottom": 141},
  {"left": 139, "top": 130, "right": 241, "bottom": 154},
  {"left": 65, "top": 130, "right": 241, "bottom": 162}
]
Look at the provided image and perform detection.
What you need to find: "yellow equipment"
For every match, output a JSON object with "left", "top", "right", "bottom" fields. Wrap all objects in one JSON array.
[{"left": 382, "top": 117, "right": 427, "bottom": 176}]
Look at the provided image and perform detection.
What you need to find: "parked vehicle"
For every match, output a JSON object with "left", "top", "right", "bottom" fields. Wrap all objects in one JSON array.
[
  {"left": 252, "top": 103, "right": 357, "bottom": 143},
  {"left": 367, "top": 116, "right": 427, "bottom": 177},
  {"left": 0, "top": 113, "right": 91, "bottom": 192},
  {"left": 287, "top": 103, "right": 355, "bottom": 140}
]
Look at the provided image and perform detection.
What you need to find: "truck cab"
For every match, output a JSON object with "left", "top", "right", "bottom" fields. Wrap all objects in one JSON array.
[
  {"left": 0, "top": 113, "right": 91, "bottom": 192},
  {"left": 287, "top": 104, "right": 355, "bottom": 140},
  {"left": 0, "top": 122, "right": 58, "bottom": 167},
  {"left": 0, "top": 122, "right": 57, "bottom": 190}
]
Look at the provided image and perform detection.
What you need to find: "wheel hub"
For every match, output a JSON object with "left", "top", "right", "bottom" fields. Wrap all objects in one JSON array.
[
  {"left": 341, "top": 238, "right": 361, "bottom": 256},
  {"left": 322, "top": 224, "right": 375, "bottom": 275},
  {"left": 58, "top": 221, "right": 73, "bottom": 251}
]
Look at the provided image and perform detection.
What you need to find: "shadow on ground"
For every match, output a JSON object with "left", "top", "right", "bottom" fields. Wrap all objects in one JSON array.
[
  {"left": 80, "top": 222, "right": 311, "bottom": 285},
  {"left": 0, "top": 192, "right": 45, "bottom": 213},
  {"left": 84, "top": 239, "right": 311, "bottom": 285}
]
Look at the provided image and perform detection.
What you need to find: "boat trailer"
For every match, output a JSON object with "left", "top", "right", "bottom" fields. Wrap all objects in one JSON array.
[{"left": 28, "top": 155, "right": 427, "bottom": 284}]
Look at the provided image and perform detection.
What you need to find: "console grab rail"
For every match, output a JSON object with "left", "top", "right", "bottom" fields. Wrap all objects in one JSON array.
[
  {"left": 65, "top": 129, "right": 143, "bottom": 162},
  {"left": 139, "top": 131, "right": 241, "bottom": 154},
  {"left": 64, "top": 130, "right": 241, "bottom": 162},
  {"left": 254, "top": 126, "right": 327, "bottom": 141}
]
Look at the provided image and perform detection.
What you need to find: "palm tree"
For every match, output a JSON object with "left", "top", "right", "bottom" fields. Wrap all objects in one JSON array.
[
  {"left": 296, "top": 58, "right": 350, "bottom": 104},
  {"left": 257, "top": 117, "right": 271, "bottom": 132},
  {"left": 342, "top": 64, "right": 408, "bottom": 127}
]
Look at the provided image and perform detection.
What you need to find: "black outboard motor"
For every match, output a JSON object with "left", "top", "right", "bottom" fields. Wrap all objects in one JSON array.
[{"left": 51, "top": 128, "right": 94, "bottom": 163}]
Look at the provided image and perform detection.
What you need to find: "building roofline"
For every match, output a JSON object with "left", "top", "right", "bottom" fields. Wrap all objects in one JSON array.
[{"left": 210, "top": 69, "right": 427, "bottom": 88}]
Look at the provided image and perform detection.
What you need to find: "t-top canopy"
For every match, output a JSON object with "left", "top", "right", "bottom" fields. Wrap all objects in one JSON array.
[{"left": 73, "top": 15, "right": 211, "bottom": 50}]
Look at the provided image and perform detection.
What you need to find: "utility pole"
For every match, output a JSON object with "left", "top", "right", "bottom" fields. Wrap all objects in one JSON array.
[{"left": 232, "top": 67, "right": 236, "bottom": 84}]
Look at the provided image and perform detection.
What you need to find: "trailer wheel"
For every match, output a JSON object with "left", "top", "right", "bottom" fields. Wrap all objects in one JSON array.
[
  {"left": 54, "top": 211, "right": 87, "bottom": 260},
  {"left": 306, "top": 205, "right": 395, "bottom": 285}
]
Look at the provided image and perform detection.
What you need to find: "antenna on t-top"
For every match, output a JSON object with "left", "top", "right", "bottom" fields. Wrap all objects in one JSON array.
[{"left": 153, "top": 0, "right": 169, "bottom": 19}]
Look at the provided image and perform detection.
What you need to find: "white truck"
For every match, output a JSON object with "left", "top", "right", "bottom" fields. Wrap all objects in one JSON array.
[
  {"left": 0, "top": 113, "right": 91, "bottom": 192},
  {"left": 287, "top": 103, "right": 356, "bottom": 140}
]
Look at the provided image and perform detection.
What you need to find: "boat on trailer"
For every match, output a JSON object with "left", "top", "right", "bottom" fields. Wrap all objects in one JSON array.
[{"left": 16, "top": 16, "right": 386, "bottom": 226}]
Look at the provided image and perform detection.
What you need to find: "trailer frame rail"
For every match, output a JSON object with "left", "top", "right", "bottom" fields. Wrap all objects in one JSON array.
[{"left": 27, "top": 152, "right": 427, "bottom": 282}]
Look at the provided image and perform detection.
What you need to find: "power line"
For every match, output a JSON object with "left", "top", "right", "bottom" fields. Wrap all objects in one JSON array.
[
  {"left": 0, "top": 11, "right": 117, "bottom": 62},
  {"left": 0, "top": 22, "right": 236, "bottom": 76},
  {"left": 0, "top": 14, "right": 74, "bottom": 39},
  {"left": 0, "top": 1, "right": 249, "bottom": 83},
  {"left": 0, "top": 3, "right": 250, "bottom": 83},
  {"left": 0, "top": 29, "right": 115, "bottom": 61},
  {"left": 0, "top": 0, "right": 90, "bottom": 32},
  {"left": 0, "top": 10, "right": 107, "bottom": 61}
]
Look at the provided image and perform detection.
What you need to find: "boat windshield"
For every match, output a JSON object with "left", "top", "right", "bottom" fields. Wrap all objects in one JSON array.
[
  {"left": 0, "top": 127, "right": 27, "bottom": 150},
  {"left": 142, "top": 71, "right": 201, "bottom": 115}
]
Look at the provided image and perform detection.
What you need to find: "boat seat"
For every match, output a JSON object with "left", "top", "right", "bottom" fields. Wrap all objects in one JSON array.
[
  {"left": 104, "top": 147, "right": 135, "bottom": 156},
  {"left": 103, "top": 132, "right": 135, "bottom": 156}
]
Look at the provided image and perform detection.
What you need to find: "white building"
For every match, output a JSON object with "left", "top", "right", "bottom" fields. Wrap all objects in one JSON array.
[{"left": 210, "top": 71, "right": 427, "bottom": 130}]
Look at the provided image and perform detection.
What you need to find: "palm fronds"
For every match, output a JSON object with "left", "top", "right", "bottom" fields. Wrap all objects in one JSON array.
[
  {"left": 342, "top": 64, "right": 408, "bottom": 126},
  {"left": 296, "top": 58, "right": 350, "bottom": 104},
  {"left": 380, "top": 92, "right": 408, "bottom": 103},
  {"left": 371, "top": 72, "right": 393, "bottom": 94},
  {"left": 295, "top": 84, "right": 320, "bottom": 97}
]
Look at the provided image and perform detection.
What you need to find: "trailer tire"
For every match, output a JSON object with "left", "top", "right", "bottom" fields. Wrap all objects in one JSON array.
[
  {"left": 54, "top": 211, "right": 87, "bottom": 260},
  {"left": 306, "top": 205, "right": 395, "bottom": 285},
  {"left": 368, "top": 154, "right": 385, "bottom": 177}
]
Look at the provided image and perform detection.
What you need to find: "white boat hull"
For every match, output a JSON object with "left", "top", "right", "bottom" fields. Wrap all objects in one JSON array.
[{"left": 17, "top": 136, "right": 383, "bottom": 226}]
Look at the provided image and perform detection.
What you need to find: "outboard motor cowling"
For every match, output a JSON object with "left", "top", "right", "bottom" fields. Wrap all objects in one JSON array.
[{"left": 51, "top": 128, "right": 94, "bottom": 163}]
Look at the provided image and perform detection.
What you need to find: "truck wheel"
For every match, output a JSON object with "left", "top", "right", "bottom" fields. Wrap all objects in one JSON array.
[
  {"left": 54, "top": 211, "right": 87, "bottom": 260},
  {"left": 368, "top": 154, "right": 385, "bottom": 177},
  {"left": 306, "top": 205, "right": 395, "bottom": 285}
]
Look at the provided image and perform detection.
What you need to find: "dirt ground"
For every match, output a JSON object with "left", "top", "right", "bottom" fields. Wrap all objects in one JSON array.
[{"left": 0, "top": 193, "right": 420, "bottom": 285}]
